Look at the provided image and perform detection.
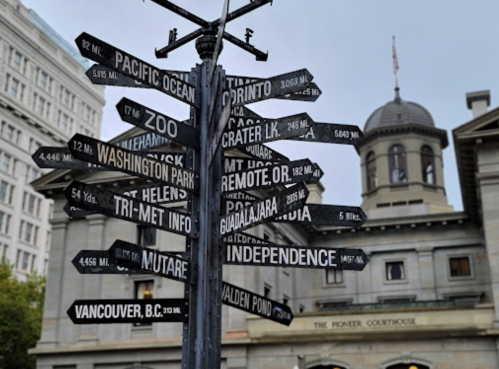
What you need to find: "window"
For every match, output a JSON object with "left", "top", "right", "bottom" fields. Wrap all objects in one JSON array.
[
  {"left": 24, "top": 222, "right": 33, "bottom": 243},
  {"left": 83, "top": 105, "right": 92, "bottom": 122},
  {"left": 24, "top": 192, "right": 37, "bottom": 214},
  {"left": 388, "top": 144, "right": 407, "bottom": 184},
  {"left": 387, "top": 364, "right": 429, "bottom": 369},
  {"left": 0, "top": 211, "right": 4, "bottom": 233},
  {"left": 5, "top": 125, "right": 14, "bottom": 141},
  {"left": 10, "top": 78, "right": 19, "bottom": 98},
  {"left": 421, "top": 145, "right": 436, "bottom": 184},
  {"left": 1, "top": 244, "right": 8, "bottom": 261},
  {"left": 264, "top": 284, "right": 271, "bottom": 298},
  {"left": 386, "top": 261, "right": 405, "bottom": 281},
  {"left": 30, "top": 255, "right": 36, "bottom": 272},
  {"left": 137, "top": 226, "right": 156, "bottom": 246},
  {"left": 16, "top": 250, "right": 21, "bottom": 269},
  {"left": 326, "top": 269, "right": 344, "bottom": 285},
  {"left": 366, "top": 151, "right": 377, "bottom": 191},
  {"left": 2, "top": 154, "right": 11, "bottom": 173},
  {"left": 58, "top": 111, "right": 69, "bottom": 131},
  {"left": 135, "top": 280, "right": 154, "bottom": 326},
  {"left": 38, "top": 71, "right": 48, "bottom": 90},
  {"left": 21, "top": 252, "right": 29, "bottom": 271},
  {"left": 12, "top": 51, "right": 22, "bottom": 70},
  {"left": 0, "top": 181, "right": 8, "bottom": 203},
  {"left": 449, "top": 256, "right": 471, "bottom": 277}
]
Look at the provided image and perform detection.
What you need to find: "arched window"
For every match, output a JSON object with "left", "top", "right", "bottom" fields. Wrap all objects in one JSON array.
[
  {"left": 387, "top": 364, "right": 429, "bottom": 369},
  {"left": 366, "top": 151, "right": 377, "bottom": 191},
  {"left": 388, "top": 144, "right": 407, "bottom": 184},
  {"left": 420, "top": 145, "right": 435, "bottom": 184}
]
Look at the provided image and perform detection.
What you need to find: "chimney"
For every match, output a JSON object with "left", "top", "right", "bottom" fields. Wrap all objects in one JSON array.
[{"left": 466, "top": 90, "right": 490, "bottom": 118}]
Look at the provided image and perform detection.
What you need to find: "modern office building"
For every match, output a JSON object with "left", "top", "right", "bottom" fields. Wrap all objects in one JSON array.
[
  {"left": 31, "top": 87, "right": 499, "bottom": 368},
  {"left": 0, "top": 0, "right": 104, "bottom": 279}
]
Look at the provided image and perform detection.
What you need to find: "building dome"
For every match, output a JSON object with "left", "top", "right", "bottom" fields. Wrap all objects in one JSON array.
[{"left": 364, "top": 88, "right": 435, "bottom": 132}]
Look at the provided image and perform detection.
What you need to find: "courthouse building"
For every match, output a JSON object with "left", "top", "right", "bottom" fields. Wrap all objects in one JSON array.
[
  {"left": 0, "top": 0, "right": 104, "bottom": 279},
  {"left": 32, "top": 85, "right": 499, "bottom": 369}
]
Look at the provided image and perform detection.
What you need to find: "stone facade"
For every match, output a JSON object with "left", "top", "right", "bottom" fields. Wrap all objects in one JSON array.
[
  {"left": 31, "top": 88, "right": 499, "bottom": 369},
  {"left": 0, "top": 0, "right": 104, "bottom": 279}
]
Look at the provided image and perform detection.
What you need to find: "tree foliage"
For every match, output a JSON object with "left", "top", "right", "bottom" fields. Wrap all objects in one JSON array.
[{"left": 0, "top": 261, "right": 45, "bottom": 369}]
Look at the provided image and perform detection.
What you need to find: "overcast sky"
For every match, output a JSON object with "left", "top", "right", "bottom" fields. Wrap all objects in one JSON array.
[{"left": 21, "top": 0, "right": 499, "bottom": 211}]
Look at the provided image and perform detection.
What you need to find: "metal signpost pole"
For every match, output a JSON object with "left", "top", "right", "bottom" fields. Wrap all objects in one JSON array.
[{"left": 188, "top": 32, "right": 224, "bottom": 369}]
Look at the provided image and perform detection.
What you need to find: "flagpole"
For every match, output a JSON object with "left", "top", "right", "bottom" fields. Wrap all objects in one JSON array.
[{"left": 392, "top": 35, "right": 399, "bottom": 89}]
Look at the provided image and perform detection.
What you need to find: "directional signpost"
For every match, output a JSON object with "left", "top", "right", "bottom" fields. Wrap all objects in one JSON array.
[
  {"left": 64, "top": 180, "right": 194, "bottom": 237},
  {"left": 275, "top": 204, "right": 367, "bottom": 228},
  {"left": 75, "top": 32, "right": 197, "bottom": 107},
  {"left": 116, "top": 97, "right": 200, "bottom": 149},
  {"left": 221, "top": 113, "right": 314, "bottom": 149},
  {"left": 222, "top": 69, "right": 313, "bottom": 107},
  {"left": 108, "top": 240, "right": 189, "bottom": 283},
  {"left": 68, "top": 134, "right": 198, "bottom": 193},
  {"left": 61, "top": 2, "right": 370, "bottom": 369},
  {"left": 67, "top": 298, "right": 188, "bottom": 324},
  {"left": 222, "top": 159, "right": 316, "bottom": 193},
  {"left": 221, "top": 281, "right": 293, "bottom": 326},
  {"left": 224, "top": 243, "right": 369, "bottom": 271}
]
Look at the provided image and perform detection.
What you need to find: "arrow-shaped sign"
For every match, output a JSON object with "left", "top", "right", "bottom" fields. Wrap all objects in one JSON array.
[
  {"left": 116, "top": 98, "right": 199, "bottom": 149},
  {"left": 221, "top": 113, "right": 313, "bottom": 150},
  {"left": 71, "top": 250, "right": 142, "bottom": 274},
  {"left": 64, "top": 180, "right": 194, "bottom": 237},
  {"left": 67, "top": 298, "right": 188, "bottom": 324},
  {"left": 68, "top": 134, "right": 198, "bottom": 193},
  {"left": 224, "top": 243, "right": 369, "bottom": 271},
  {"left": 108, "top": 240, "right": 189, "bottom": 283},
  {"left": 222, "top": 159, "right": 315, "bottom": 193},
  {"left": 112, "top": 131, "right": 173, "bottom": 151},
  {"left": 222, "top": 69, "right": 313, "bottom": 107},
  {"left": 226, "top": 75, "right": 322, "bottom": 103},
  {"left": 220, "top": 182, "right": 309, "bottom": 236},
  {"left": 222, "top": 230, "right": 275, "bottom": 245},
  {"left": 86, "top": 64, "right": 320, "bottom": 102},
  {"left": 33, "top": 146, "right": 186, "bottom": 171},
  {"left": 221, "top": 282, "right": 293, "bottom": 326},
  {"left": 64, "top": 181, "right": 188, "bottom": 218},
  {"left": 75, "top": 32, "right": 197, "bottom": 107},
  {"left": 274, "top": 204, "right": 367, "bottom": 228},
  {"left": 291, "top": 122, "right": 363, "bottom": 145},
  {"left": 32, "top": 147, "right": 104, "bottom": 171}
]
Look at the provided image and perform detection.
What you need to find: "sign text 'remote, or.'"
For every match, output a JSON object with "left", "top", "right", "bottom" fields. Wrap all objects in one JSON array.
[
  {"left": 67, "top": 298, "right": 187, "bottom": 324},
  {"left": 75, "top": 33, "right": 197, "bottom": 107},
  {"left": 64, "top": 180, "right": 193, "bottom": 237},
  {"left": 116, "top": 98, "right": 199, "bottom": 149},
  {"left": 108, "top": 240, "right": 189, "bottom": 283},
  {"left": 221, "top": 113, "right": 313, "bottom": 149},
  {"left": 219, "top": 182, "right": 309, "bottom": 236},
  {"left": 222, "top": 69, "right": 313, "bottom": 106},
  {"left": 68, "top": 134, "right": 198, "bottom": 193},
  {"left": 221, "top": 282, "right": 293, "bottom": 326},
  {"left": 221, "top": 159, "right": 315, "bottom": 193}
]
